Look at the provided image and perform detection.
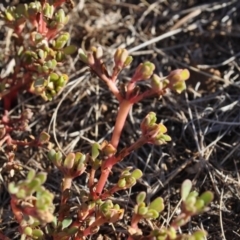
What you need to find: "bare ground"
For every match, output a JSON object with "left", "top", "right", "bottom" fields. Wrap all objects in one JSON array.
[{"left": 0, "top": 0, "right": 240, "bottom": 239}]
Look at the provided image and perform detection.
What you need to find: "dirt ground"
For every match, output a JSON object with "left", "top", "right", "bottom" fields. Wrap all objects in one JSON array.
[{"left": 0, "top": 0, "right": 240, "bottom": 239}]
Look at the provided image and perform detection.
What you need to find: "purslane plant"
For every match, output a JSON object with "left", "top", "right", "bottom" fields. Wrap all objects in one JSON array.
[
  {"left": 6, "top": 46, "right": 213, "bottom": 240},
  {"left": 0, "top": 1, "right": 214, "bottom": 239},
  {"left": 78, "top": 46, "right": 190, "bottom": 200},
  {"left": 0, "top": 0, "right": 73, "bottom": 171},
  {"left": 8, "top": 169, "right": 213, "bottom": 240},
  {"left": 0, "top": 0, "right": 76, "bottom": 109}
]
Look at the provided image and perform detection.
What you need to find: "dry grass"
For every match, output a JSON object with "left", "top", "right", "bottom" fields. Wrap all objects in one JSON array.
[{"left": 0, "top": 0, "right": 240, "bottom": 239}]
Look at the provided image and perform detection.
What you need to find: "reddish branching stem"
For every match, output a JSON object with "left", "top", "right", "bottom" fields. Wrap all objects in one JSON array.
[
  {"left": 110, "top": 99, "right": 133, "bottom": 148},
  {"left": 94, "top": 136, "right": 147, "bottom": 199}
]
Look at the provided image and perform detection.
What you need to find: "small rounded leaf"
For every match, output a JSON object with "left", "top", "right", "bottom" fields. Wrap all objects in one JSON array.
[
  {"left": 138, "top": 206, "right": 148, "bottom": 215},
  {"left": 36, "top": 172, "right": 47, "bottom": 184},
  {"left": 145, "top": 209, "right": 159, "bottom": 219},
  {"left": 181, "top": 179, "right": 192, "bottom": 200},
  {"left": 32, "top": 229, "right": 44, "bottom": 237},
  {"left": 199, "top": 191, "right": 214, "bottom": 206},
  {"left": 63, "top": 45, "right": 77, "bottom": 55},
  {"left": 149, "top": 197, "right": 164, "bottom": 213},
  {"left": 54, "top": 33, "right": 69, "bottom": 49},
  {"left": 136, "top": 192, "right": 146, "bottom": 204},
  {"left": 27, "top": 169, "right": 36, "bottom": 181},
  {"left": 174, "top": 81, "right": 186, "bottom": 94},
  {"left": 118, "top": 178, "right": 126, "bottom": 188},
  {"left": 78, "top": 49, "right": 88, "bottom": 64},
  {"left": 91, "top": 142, "right": 100, "bottom": 160},
  {"left": 24, "top": 227, "right": 33, "bottom": 236},
  {"left": 39, "top": 131, "right": 50, "bottom": 144},
  {"left": 61, "top": 218, "right": 72, "bottom": 230},
  {"left": 64, "top": 153, "right": 75, "bottom": 169},
  {"left": 8, "top": 182, "right": 18, "bottom": 194},
  {"left": 192, "top": 230, "right": 207, "bottom": 240},
  {"left": 50, "top": 72, "right": 59, "bottom": 81},
  {"left": 124, "top": 56, "right": 133, "bottom": 67},
  {"left": 131, "top": 169, "right": 143, "bottom": 180},
  {"left": 195, "top": 199, "right": 205, "bottom": 211}
]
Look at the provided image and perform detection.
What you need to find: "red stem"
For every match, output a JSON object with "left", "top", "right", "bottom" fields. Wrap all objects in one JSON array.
[
  {"left": 110, "top": 99, "right": 133, "bottom": 149},
  {"left": 92, "top": 66, "right": 123, "bottom": 102},
  {"left": 132, "top": 89, "right": 166, "bottom": 104},
  {"left": 88, "top": 168, "right": 96, "bottom": 193},
  {"left": 130, "top": 214, "right": 141, "bottom": 229},
  {"left": 94, "top": 137, "right": 146, "bottom": 199},
  {"left": 94, "top": 99, "right": 133, "bottom": 198},
  {"left": 10, "top": 198, "right": 23, "bottom": 225},
  {"left": 127, "top": 214, "right": 142, "bottom": 240},
  {"left": 93, "top": 156, "right": 115, "bottom": 199},
  {"left": 82, "top": 216, "right": 105, "bottom": 237},
  {"left": 126, "top": 81, "right": 135, "bottom": 99}
]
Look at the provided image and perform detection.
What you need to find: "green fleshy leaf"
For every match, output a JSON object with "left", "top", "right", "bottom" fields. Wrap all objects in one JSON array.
[
  {"left": 121, "top": 168, "right": 131, "bottom": 178},
  {"left": 91, "top": 142, "right": 100, "bottom": 160},
  {"left": 138, "top": 206, "right": 148, "bottom": 215},
  {"left": 136, "top": 192, "right": 146, "bottom": 204},
  {"left": 76, "top": 163, "right": 84, "bottom": 173},
  {"left": 54, "top": 33, "right": 69, "bottom": 49},
  {"left": 28, "top": 178, "right": 41, "bottom": 192},
  {"left": 75, "top": 152, "right": 86, "bottom": 164},
  {"left": 199, "top": 191, "right": 214, "bottom": 206},
  {"left": 32, "top": 229, "right": 44, "bottom": 237},
  {"left": 47, "top": 149, "right": 56, "bottom": 161},
  {"left": 113, "top": 204, "right": 120, "bottom": 210},
  {"left": 46, "top": 59, "right": 57, "bottom": 70},
  {"left": 147, "top": 112, "right": 157, "bottom": 125},
  {"left": 151, "top": 74, "right": 162, "bottom": 91},
  {"left": 61, "top": 218, "right": 72, "bottom": 230},
  {"left": 188, "top": 191, "right": 199, "bottom": 198},
  {"left": 186, "top": 196, "right": 197, "bottom": 206},
  {"left": 5, "top": 11, "right": 15, "bottom": 21},
  {"left": 55, "top": 9, "right": 66, "bottom": 24},
  {"left": 126, "top": 176, "right": 136, "bottom": 187},
  {"left": 192, "top": 230, "right": 207, "bottom": 240},
  {"left": 63, "top": 153, "right": 75, "bottom": 169},
  {"left": 24, "top": 226, "right": 32, "bottom": 236},
  {"left": 39, "top": 131, "right": 50, "bottom": 144},
  {"left": 78, "top": 49, "right": 88, "bottom": 64},
  {"left": 27, "top": 169, "right": 36, "bottom": 181},
  {"left": 118, "top": 178, "right": 126, "bottom": 188},
  {"left": 63, "top": 45, "right": 77, "bottom": 55},
  {"left": 8, "top": 182, "right": 18, "bottom": 194},
  {"left": 51, "top": 216, "right": 58, "bottom": 228},
  {"left": 174, "top": 81, "right": 186, "bottom": 94},
  {"left": 49, "top": 72, "right": 59, "bottom": 81},
  {"left": 124, "top": 56, "right": 133, "bottom": 67},
  {"left": 145, "top": 209, "right": 159, "bottom": 219},
  {"left": 16, "top": 189, "right": 26, "bottom": 199},
  {"left": 43, "top": 3, "right": 54, "bottom": 18},
  {"left": 37, "top": 49, "right": 45, "bottom": 60},
  {"left": 195, "top": 199, "right": 205, "bottom": 211},
  {"left": 149, "top": 197, "right": 164, "bottom": 213},
  {"left": 36, "top": 172, "right": 47, "bottom": 184},
  {"left": 131, "top": 169, "right": 143, "bottom": 180},
  {"left": 181, "top": 179, "right": 192, "bottom": 200},
  {"left": 161, "top": 134, "right": 171, "bottom": 142}
]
